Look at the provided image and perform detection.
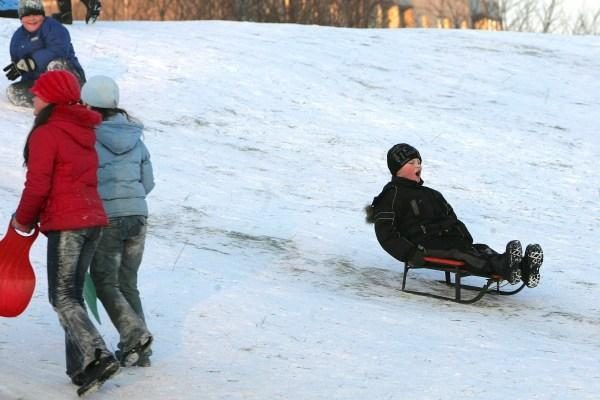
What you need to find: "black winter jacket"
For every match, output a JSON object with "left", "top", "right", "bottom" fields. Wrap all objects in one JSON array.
[{"left": 366, "top": 176, "right": 473, "bottom": 262}]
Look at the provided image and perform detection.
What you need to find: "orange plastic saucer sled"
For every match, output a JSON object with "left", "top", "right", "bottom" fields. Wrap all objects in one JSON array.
[{"left": 0, "top": 223, "right": 39, "bottom": 317}]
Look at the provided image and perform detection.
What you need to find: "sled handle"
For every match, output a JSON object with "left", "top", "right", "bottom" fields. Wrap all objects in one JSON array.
[{"left": 5, "top": 222, "right": 39, "bottom": 244}]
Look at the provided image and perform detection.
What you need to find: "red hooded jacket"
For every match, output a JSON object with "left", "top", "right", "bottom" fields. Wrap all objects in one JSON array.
[{"left": 15, "top": 104, "right": 108, "bottom": 233}]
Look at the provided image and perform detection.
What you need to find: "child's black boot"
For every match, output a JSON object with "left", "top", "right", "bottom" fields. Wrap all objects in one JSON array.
[
  {"left": 521, "top": 244, "right": 543, "bottom": 288},
  {"left": 119, "top": 334, "right": 153, "bottom": 367},
  {"left": 76, "top": 350, "right": 120, "bottom": 397},
  {"left": 503, "top": 240, "right": 523, "bottom": 284},
  {"left": 136, "top": 350, "right": 152, "bottom": 367}
]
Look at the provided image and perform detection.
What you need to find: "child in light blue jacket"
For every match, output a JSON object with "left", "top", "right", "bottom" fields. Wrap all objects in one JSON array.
[{"left": 82, "top": 75, "right": 154, "bottom": 368}]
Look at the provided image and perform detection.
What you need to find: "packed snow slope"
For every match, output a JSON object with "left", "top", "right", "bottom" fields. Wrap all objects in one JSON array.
[{"left": 0, "top": 19, "right": 599, "bottom": 400}]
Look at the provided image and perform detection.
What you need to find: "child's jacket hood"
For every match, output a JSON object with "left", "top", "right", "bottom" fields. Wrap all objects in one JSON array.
[{"left": 96, "top": 113, "right": 144, "bottom": 155}]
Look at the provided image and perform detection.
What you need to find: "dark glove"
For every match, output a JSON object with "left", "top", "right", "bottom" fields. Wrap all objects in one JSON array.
[
  {"left": 3, "top": 58, "right": 36, "bottom": 81},
  {"left": 409, "top": 245, "right": 427, "bottom": 266},
  {"left": 11, "top": 214, "right": 33, "bottom": 234}
]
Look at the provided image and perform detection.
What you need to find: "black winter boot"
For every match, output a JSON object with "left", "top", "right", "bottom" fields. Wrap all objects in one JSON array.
[
  {"left": 118, "top": 334, "right": 153, "bottom": 367},
  {"left": 115, "top": 347, "right": 152, "bottom": 367},
  {"left": 76, "top": 351, "right": 120, "bottom": 397},
  {"left": 503, "top": 240, "right": 522, "bottom": 284},
  {"left": 521, "top": 244, "right": 543, "bottom": 288},
  {"left": 136, "top": 352, "right": 152, "bottom": 367}
]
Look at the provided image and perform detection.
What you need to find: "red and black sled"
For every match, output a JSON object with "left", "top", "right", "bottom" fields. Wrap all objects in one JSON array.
[
  {"left": 0, "top": 223, "right": 39, "bottom": 317},
  {"left": 402, "top": 256, "right": 525, "bottom": 304}
]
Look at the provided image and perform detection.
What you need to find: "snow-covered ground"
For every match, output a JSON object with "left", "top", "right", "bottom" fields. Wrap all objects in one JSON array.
[{"left": 0, "top": 19, "right": 599, "bottom": 400}]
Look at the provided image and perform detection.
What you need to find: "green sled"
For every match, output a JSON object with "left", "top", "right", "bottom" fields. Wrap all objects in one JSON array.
[{"left": 83, "top": 272, "right": 101, "bottom": 324}]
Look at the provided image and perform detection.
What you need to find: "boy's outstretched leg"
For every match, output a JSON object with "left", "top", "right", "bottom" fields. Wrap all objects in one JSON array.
[{"left": 522, "top": 244, "right": 543, "bottom": 288}]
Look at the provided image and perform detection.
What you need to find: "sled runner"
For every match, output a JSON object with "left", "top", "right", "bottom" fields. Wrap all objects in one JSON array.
[
  {"left": 0, "top": 223, "right": 39, "bottom": 317},
  {"left": 402, "top": 256, "right": 525, "bottom": 304}
]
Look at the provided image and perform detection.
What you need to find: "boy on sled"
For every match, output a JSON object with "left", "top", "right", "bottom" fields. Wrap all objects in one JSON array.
[{"left": 366, "top": 143, "right": 543, "bottom": 288}]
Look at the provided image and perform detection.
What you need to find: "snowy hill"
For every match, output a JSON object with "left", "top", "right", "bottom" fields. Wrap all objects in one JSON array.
[{"left": 0, "top": 19, "right": 599, "bottom": 400}]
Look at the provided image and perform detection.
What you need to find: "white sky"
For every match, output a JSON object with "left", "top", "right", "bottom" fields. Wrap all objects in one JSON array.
[{"left": 563, "top": 0, "right": 600, "bottom": 15}]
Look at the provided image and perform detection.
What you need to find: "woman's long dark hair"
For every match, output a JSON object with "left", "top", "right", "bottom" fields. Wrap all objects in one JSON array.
[
  {"left": 23, "top": 104, "right": 55, "bottom": 166},
  {"left": 91, "top": 106, "right": 131, "bottom": 122}
]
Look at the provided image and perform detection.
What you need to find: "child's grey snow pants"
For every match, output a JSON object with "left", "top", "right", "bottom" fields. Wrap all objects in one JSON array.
[
  {"left": 46, "top": 227, "right": 112, "bottom": 378},
  {"left": 90, "top": 216, "right": 151, "bottom": 353}
]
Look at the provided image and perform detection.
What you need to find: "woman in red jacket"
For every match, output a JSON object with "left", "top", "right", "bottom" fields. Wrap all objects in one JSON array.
[{"left": 11, "top": 70, "right": 119, "bottom": 397}]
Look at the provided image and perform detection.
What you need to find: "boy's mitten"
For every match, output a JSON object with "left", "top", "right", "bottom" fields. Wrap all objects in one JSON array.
[
  {"left": 409, "top": 245, "right": 427, "bottom": 266},
  {"left": 4, "top": 58, "right": 36, "bottom": 81}
]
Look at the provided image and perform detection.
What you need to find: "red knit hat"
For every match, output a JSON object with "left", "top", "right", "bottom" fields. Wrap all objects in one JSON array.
[{"left": 30, "top": 70, "right": 81, "bottom": 105}]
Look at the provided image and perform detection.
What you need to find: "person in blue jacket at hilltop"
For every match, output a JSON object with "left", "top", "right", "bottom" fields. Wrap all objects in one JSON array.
[{"left": 3, "top": 0, "right": 85, "bottom": 107}]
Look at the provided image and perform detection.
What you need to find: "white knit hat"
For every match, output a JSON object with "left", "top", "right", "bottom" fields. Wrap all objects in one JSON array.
[
  {"left": 18, "top": 0, "right": 44, "bottom": 18},
  {"left": 81, "top": 76, "right": 120, "bottom": 109}
]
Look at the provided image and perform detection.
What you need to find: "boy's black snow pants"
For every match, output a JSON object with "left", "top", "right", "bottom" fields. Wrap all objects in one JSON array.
[{"left": 422, "top": 243, "right": 508, "bottom": 276}]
